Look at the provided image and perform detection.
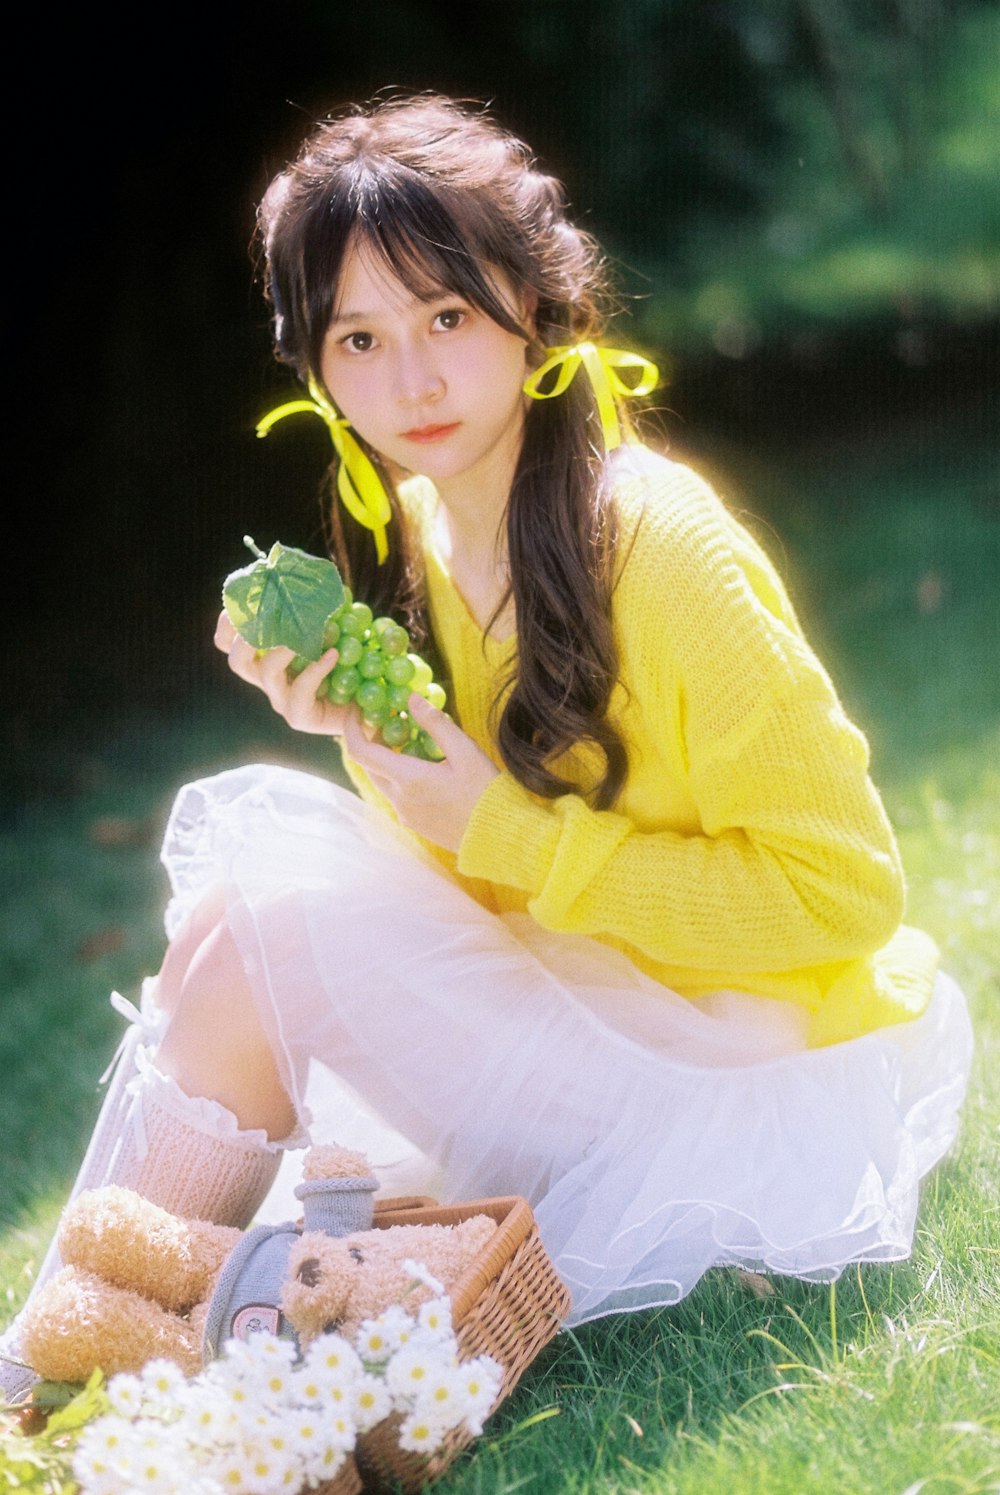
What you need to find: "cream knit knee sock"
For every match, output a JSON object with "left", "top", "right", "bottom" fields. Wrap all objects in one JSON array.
[{"left": 1, "top": 984, "right": 302, "bottom": 1403}]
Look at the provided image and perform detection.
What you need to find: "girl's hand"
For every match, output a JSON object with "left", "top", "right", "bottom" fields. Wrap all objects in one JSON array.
[
  {"left": 342, "top": 692, "right": 500, "bottom": 852},
  {"left": 214, "top": 609, "right": 349, "bottom": 736}
]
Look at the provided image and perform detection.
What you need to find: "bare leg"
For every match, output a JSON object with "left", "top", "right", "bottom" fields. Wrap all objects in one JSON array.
[
  {"left": 154, "top": 899, "right": 297, "bottom": 1141},
  {"left": 1, "top": 890, "right": 299, "bottom": 1403}
]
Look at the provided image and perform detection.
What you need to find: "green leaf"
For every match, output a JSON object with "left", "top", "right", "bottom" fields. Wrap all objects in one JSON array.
[
  {"left": 30, "top": 1383, "right": 86, "bottom": 1412},
  {"left": 222, "top": 538, "right": 345, "bottom": 659},
  {"left": 44, "top": 1376, "right": 108, "bottom": 1436}
]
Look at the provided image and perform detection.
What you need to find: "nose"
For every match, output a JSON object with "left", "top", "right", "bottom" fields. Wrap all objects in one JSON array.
[{"left": 394, "top": 344, "right": 445, "bottom": 408}]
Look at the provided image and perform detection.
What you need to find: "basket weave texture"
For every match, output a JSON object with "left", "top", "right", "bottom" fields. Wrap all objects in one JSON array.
[{"left": 354, "top": 1194, "right": 571, "bottom": 1494}]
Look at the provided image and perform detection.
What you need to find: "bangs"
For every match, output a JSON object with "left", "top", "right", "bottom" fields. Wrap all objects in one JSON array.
[{"left": 300, "top": 161, "right": 529, "bottom": 374}]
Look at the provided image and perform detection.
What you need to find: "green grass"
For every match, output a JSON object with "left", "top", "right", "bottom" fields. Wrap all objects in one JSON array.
[{"left": 2, "top": 432, "right": 998, "bottom": 1493}]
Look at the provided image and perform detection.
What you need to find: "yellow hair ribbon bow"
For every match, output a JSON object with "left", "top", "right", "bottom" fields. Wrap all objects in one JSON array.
[
  {"left": 522, "top": 343, "right": 659, "bottom": 451},
  {"left": 255, "top": 378, "right": 392, "bottom": 564}
]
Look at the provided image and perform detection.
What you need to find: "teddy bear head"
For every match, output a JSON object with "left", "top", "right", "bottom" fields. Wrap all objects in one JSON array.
[{"left": 281, "top": 1215, "right": 497, "bottom": 1350}]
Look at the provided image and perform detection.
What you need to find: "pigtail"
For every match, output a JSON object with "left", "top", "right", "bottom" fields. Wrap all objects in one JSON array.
[
  {"left": 495, "top": 358, "right": 628, "bottom": 810},
  {"left": 257, "top": 93, "right": 632, "bottom": 807}
]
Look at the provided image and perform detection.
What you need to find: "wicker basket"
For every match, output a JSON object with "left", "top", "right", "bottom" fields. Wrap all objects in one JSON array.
[{"left": 354, "top": 1194, "right": 571, "bottom": 1493}]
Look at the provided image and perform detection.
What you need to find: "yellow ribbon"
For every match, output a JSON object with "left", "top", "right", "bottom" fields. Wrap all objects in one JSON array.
[
  {"left": 256, "top": 377, "right": 392, "bottom": 564},
  {"left": 522, "top": 343, "right": 659, "bottom": 451}
]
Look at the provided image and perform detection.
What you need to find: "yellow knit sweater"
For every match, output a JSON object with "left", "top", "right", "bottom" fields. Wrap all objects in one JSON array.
[{"left": 345, "top": 446, "right": 939, "bottom": 1047}]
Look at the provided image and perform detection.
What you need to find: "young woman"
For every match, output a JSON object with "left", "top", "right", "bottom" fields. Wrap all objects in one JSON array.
[{"left": 1, "top": 93, "right": 971, "bottom": 1400}]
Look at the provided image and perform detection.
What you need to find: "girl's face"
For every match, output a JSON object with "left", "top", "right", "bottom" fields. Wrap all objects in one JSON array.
[{"left": 319, "top": 241, "right": 534, "bottom": 506}]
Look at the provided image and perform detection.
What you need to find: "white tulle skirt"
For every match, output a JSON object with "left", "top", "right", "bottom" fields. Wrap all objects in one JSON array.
[{"left": 160, "top": 763, "right": 973, "bottom": 1326}]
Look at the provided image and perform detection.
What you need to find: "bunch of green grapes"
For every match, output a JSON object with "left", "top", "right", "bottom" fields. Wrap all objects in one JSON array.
[
  {"left": 224, "top": 538, "right": 447, "bottom": 761},
  {"left": 313, "top": 592, "right": 446, "bottom": 759}
]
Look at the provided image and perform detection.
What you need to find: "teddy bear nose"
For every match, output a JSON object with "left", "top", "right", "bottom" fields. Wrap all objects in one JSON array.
[
  {"left": 349, "top": 1247, "right": 364, "bottom": 1263},
  {"left": 296, "top": 1257, "right": 322, "bottom": 1286}
]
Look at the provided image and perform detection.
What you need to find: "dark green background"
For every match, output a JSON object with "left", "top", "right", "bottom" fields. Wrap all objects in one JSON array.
[{"left": 8, "top": 0, "right": 997, "bottom": 785}]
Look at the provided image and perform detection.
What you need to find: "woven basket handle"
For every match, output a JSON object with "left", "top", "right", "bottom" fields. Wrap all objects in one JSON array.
[{"left": 448, "top": 1198, "right": 535, "bottom": 1324}]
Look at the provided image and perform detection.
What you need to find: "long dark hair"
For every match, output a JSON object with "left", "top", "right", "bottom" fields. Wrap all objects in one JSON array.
[{"left": 257, "top": 94, "right": 632, "bottom": 808}]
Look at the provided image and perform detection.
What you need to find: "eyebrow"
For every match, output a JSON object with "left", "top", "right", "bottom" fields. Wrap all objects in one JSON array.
[
  {"left": 327, "top": 311, "right": 372, "bottom": 329},
  {"left": 328, "top": 290, "right": 465, "bottom": 330}
]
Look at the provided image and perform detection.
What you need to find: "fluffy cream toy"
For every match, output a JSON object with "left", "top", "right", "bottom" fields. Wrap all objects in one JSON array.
[
  {"left": 281, "top": 1214, "right": 497, "bottom": 1351},
  {"left": 18, "top": 1147, "right": 495, "bottom": 1384}
]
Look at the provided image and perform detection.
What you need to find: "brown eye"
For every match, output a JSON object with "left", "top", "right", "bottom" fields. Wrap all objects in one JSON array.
[{"left": 296, "top": 1257, "right": 322, "bottom": 1287}]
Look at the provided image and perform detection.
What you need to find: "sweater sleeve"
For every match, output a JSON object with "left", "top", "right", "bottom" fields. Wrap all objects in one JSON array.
[{"left": 456, "top": 467, "right": 905, "bottom": 974}]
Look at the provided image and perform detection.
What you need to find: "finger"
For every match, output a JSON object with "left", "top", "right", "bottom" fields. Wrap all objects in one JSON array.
[
  {"left": 341, "top": 702, "right": 378, "bottom": 754},
  {"left": 282, "top": 649, "right": 340, "bottom": 724},
  {"left": 288, "top": 647, "right": 339, "bottom": 688},
  {"left": 342, "top": 705, "right": 404, "bottom": 781},
  {"left": 251, "top": 639, "right": 298, "bottom": 690},
  {"left": 225, "top": 634, "right": 265, "bottom": 683},
  {"left": 406, "top": 691, "right": 454, "bottom": 747},
  {"left": 214, "top": 611, "right": 237, "bottom": 652}
]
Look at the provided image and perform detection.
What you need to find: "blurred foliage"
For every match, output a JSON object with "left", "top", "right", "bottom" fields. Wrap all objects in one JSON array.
[
  {"left": 6, "top": 0, "right": 996, "bottom": 735},
  {"left": 627, "top": 0, "right": 1000, "bottom": 352},
  {"left": 285, "top": 0, "right": 1000, "bottom": 349}
]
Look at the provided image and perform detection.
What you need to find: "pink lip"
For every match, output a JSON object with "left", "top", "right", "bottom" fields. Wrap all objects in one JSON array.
[{"left": 401, "top": 423, "right": 461, "bottom": 444}]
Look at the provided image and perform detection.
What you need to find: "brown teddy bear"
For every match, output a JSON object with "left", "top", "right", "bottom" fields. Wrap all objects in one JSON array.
[
  {"left": 18, "top": 1146, "right": 496, "bottom": 1385},
  {"left": 281, "top": 1214, "right": 496, "bottom": 1351}
]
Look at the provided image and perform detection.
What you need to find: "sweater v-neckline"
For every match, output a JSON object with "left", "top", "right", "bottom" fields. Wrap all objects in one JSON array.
[{"left": 426, "top": 503, "right": 516, "bottom": 648}]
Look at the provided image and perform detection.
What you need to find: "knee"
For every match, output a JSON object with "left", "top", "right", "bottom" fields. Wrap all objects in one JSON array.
[
  {"left": 154, "top": 917, "right": 296, "bottom": 1139},
  {"left": 155, "top": 887, "right": 236, "bottom": 1021},
  {"left": 164, "top": 918, "right": 259, "bottom": 1051}
]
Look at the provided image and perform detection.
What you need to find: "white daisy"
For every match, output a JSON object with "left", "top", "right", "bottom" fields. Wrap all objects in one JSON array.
[
  {"left": 397, "top": 1406, "right": 451, "bottom": 1454},
  {"left": 416, "top": 1296, "right": 453, "bottom": 1341},
  {"left": 321, "top": 1412, "right": 356, "bottom": 1453},
  {"left": 385, "top": 1342, "right": 436, "bottom": 1398},
  {"left": 134, "top": 1464, "right": 179, "bottom": 1492},
  {"left": 455, "top": 1354, "right": 503, "bottom": 1433},
  {"left": 177, "top": 1388, "right": 239, "bottom": 1441},
  {"left": 72, "top": 1423, "right": 132, "bottom": 1491},
  {"left": 258, "top": 1366, "right": 296, "bottom": 1406},
  {"left": 212, "top": 1451, "right": 255, "bottom": 1494},
  {"left": 352, "top": 1372, "right": 393, "bottom": 1431},
  {"left": 75, "top": 1412, "right": 135, "bottom": 1458},
  {"left": 355, "top": 1303, "right": 415, "bottom": 1360},
  {"left": 302, "top": 1331, "right": 364, "bottom": 1383},
  {"left": 289, "top": 1367, "right": 327, "bottom": 1406},
  {"left": 252, "top": 1331, "right": 297, "bottom": 1363},
  {"left": 314, "top": 1442, "right": 349, "bottom": 1479},
  {"left": 138, "top": 1357, "right": 188, "bottom": 1403},
  {"left": 105, "top": 1371, "right": 145, "bottom": 1417},
  {"left": 410, "top": 1364, "right": 464, "bottom": 1428},
  {"left": 238, "top": 1444, "right": 297, "bottom": 1495}
]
